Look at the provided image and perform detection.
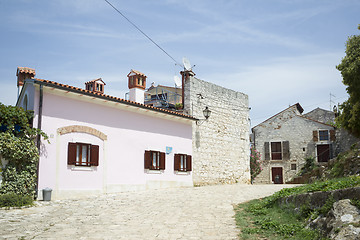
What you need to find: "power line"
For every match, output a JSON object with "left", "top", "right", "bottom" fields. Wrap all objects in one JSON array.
[{"left": 104, "top": 0, "right": 182, "bottom": 66}]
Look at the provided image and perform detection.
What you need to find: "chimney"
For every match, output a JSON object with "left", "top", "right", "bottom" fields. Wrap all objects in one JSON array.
[
  {"left": 85, "top": 78, "right": 106, "bottom": 94},
  {"left": 127, "top": 69, "right": 146, "bottom": 104},
  {"left": 16, "top": 67, "right": 36, "bottom": 97}
]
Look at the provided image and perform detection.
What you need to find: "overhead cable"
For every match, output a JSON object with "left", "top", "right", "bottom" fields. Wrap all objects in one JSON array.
[{"left": 104, "top": 0, "right": 182, "bottom": 66}]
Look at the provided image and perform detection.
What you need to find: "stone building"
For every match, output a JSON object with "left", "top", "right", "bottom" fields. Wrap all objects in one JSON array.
[
  {"left": 183, "top": 70, "right": 250, "bottom": 185},
  {"left": 251, "top": 103, "right": 336, "bottom": 184}
]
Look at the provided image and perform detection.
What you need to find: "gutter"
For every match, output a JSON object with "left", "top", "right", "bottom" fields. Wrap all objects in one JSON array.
[{"left": 35, "top": 83, "right": 43, "bottom": 199}]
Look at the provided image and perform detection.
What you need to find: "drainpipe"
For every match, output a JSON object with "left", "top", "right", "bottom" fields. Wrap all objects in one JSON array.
[{"left": 35, "top": 84, "right": 43, "bottom": 199}]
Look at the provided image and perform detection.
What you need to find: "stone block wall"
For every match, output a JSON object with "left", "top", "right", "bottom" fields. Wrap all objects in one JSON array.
[
  {"left": 184, "top": 75, "right": 250, "bottom": 185},
  {"left": 253, "top": 107, "right": 335, "bottom": 184}
]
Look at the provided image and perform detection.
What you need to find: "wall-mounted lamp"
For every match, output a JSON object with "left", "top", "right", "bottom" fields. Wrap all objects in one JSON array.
[{"left": 197, "top": 106, "right": 211, "bottom": 125}]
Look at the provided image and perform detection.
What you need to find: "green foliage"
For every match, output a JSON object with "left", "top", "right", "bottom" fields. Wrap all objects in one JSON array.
[
  {"left": 350, "top": 199, "right": 360, "bottom": 210},
  {"left": 336, "top": 30, "right": 360, "bottom": 137},
  {"left": 235, "top": 199, "right": 325, "bottom": 240},
  {"left": 261, "top": 176, "right": 360, "bottom": 208},
  {"left": 0, "top": 103, "right": 48, "bottom": 141},
  {"left": 175, "top": 103, "right": 183, "bottom": 109},
  {"left": 319, "top": 196, "right": 336, "bottom": 216},
  {"left": 299, "top": 156, "right": 316, "bottom": 176},
  {"left": 0, "top": 103, "right": 48, "bottom": 199},
  {"left": 0, "top": 193, "right": 33, "bottom": 208},
  {"left": 250, "top": 146, "right": 262, "bottom": 182}
]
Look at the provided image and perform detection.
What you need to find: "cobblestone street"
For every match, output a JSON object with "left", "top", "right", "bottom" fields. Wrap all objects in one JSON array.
[{"left": 0, "top": 184, "right": 294, "bottom": 240}]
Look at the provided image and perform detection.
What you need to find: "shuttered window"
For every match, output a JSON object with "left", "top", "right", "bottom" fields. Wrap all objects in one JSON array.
[
  {"left": 144, "top": 150, "right": 165, "bottom": 170},
  {"left": 265, "top": 141, "right": 290, "bottom": 160},
  {"left": 67, "top": 142, "right": 99, "bottom": 167},
  {"left": 271, "top": 142, "right": 282, "bottom": 160},
  {"left": 319, "top": 130, "right": 329, "bottom": 141},
  {"left": 174, "top": 154, "right": 192, "bottom": 172}
]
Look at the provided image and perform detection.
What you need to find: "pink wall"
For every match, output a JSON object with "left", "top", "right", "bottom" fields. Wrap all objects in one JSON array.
[{"left": 36, "top": 88, "right": 193, "bottom": 198}]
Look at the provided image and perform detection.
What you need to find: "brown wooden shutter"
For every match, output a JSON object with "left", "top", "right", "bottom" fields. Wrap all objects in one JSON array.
[
  {"left": 90, "top": 145, "right": 99, "bottom": 166},
  {"left": 159, "top": 152, "right": 165, "bottom": 170},
  {"left": 174, "top": 154, "right": 180, "bottom": 171},
  {"left": 330, "top": 130, "right": 336, "bottom": 141},
  {"left": 313, "top": 130, "right": 318, "bottom": 142},
  {"left": 264, "top": 142, "right": 270, "bottom": 160},
  {"left": 282, "top": 141, "right": 290, "bottom": 160},
  {"left": 144, "top": 150, "right": 151, "bottom": 169},
  {"left": 186, "top": 155, "right": 192, "bottom": 171},
  {"left": 68, "top": 142, "right": 77, "bottom": 165}
]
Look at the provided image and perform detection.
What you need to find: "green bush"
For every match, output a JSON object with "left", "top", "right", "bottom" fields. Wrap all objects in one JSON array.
[
  {"left": 299, "top": 156, "right": 315, "bottom": 175},
  {"left": 0, "top": 193, "right": 33, "bottom": 208}
]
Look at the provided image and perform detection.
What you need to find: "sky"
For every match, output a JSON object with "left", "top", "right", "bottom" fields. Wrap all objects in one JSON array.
[{"left": 0, "top": 0, "right": 359, "bottom": 127}]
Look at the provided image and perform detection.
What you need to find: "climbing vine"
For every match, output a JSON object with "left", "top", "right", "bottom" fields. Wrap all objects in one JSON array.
[{"left": 0, "top": 103, "right": 47, "bottom": 197}]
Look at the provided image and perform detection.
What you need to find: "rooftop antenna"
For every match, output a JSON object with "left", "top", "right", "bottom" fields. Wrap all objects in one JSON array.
[
  {"left": 182, "top": 57, "right": 192, "bottom": 71},
  {"left": 330, "top": 93, "right": 336, "bottom": 111},
  {"left": 174, "top": 76, "right": 182, "bottom": 87}
]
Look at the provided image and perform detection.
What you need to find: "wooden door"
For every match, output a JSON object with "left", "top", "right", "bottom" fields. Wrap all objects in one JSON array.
[
  {"left": 271, "top": 167, "right": 283, "bottom": 184},
  {"left": 317, "top": 144, "right": 330, "bottom": 162}
]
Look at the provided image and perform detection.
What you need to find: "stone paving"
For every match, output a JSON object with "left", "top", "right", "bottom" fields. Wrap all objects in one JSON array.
[{"left": 0, "top": 184, "right": 295, "bottom": 240}]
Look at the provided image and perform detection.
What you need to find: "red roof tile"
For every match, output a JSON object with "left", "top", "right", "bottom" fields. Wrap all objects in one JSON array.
[
  {"left": 33, "top": 78, "right": 196, "bottom": 121},
  {"left": 17, "top": 67, "right": 36, "bottom": 76}
]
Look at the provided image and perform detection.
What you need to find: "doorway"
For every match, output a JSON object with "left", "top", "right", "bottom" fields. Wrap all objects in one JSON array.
[
  {"left": 317, "top": 144, "right": 330, "bottom": 162},
  {"left": 271, "top": 167, "right": 283, "bottom": 184}
]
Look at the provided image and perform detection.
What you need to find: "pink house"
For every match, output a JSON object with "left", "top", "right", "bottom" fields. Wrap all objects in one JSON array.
[{"left": 15, "top": 67, "right": 195, "bottom": 200}]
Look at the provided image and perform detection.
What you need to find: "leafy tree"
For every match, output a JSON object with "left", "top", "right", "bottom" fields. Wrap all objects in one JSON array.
[
  {"left": 336, "top": 26, "right": 360, "bottom": 137},
  {"left": 0, "top": 103, "right": 47, "bottom": 197}
]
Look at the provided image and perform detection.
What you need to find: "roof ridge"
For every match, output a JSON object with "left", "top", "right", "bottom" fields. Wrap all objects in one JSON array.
[
  {"left": 32, "top": 78, "right": 195, "bottom": 120},
  {"left": 298, "top": 115, "right": 334, "bottom": 127},
  {"left": 252, "top": 103, "right": 303, "bottom": 129}
]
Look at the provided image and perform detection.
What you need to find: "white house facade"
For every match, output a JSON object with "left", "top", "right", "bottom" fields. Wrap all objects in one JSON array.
[{"left": 16, "top": 67, "right": 195, "bottom": 200}]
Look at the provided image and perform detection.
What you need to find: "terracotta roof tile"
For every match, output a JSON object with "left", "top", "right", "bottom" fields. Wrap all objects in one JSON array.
[
  {"left": 130, "top": 69, "right": 146, "bottom": 77},
  {"left": 33, "top": 78, "right": 196, "bottom": 120},
  {"left": 17, "top": 67, "right": 36, "bottom": 76},
  {"left": 85, "top": 78, "right": 106, "bottom": 85}
]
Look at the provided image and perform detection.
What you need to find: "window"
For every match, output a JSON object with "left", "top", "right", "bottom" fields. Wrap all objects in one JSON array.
[
  {"left": 68, "top": 142, "right": 99, "bottom": 166},
  {"left": 174, "top": 154, "right": 192, "bottom": 172},
  {"left": 313, "top": 130, "right": 335, "bottom": 142},
  {"left": 319, "top": 130, "right": 329, "bottom": 141},
  {"left": 271, "top": 142, "right": 282, "bottom": 160},
  {"left": 144, "top": 150, "right": 165, "bottom": 170},
  {"left": 264, "top": 141, "right": 290, "bottom": 160},
  {"left": 291, "top": 164, "right": 297, "bottom": 170}
]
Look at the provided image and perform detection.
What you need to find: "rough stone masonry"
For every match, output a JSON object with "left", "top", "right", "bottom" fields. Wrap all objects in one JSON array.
[{"left": 184, "top": 73, "right": 250, "bottom": 185}]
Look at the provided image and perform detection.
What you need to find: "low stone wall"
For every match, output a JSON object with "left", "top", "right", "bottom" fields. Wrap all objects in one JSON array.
[{"left": 278, "top": 187, "right": 360, "bottom": 210}]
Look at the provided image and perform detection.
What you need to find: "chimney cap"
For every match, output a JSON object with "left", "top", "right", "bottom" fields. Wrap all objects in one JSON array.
[
  {"left": 127, "top": 69, "right": 146, "bottom": 78},
  {"left": 85, "top": 78, "right": 106, "bottom": 85},
  {"left": 16, "top": 67, "right": 36, "bottom": 77}
]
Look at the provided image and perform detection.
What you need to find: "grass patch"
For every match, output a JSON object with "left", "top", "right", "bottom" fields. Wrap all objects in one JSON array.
[
  {"left": 234, "top": 176, "right": 360, "bottom": 239},
  {"left": 235, "top": 199, "right": 325, "bottom": 240},
  {"left": 0, "top": 193, "right": 33, "bottom": 208},
  {"left": 263, "top": 175, "right": 360, "bottom": 207}
]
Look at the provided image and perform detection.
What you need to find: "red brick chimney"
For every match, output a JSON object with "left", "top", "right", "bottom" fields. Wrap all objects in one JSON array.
[
  {"left": 17, "top": 67, "right": 36, "bottom": 87},
  {"left": 127, "top": 69, "right": 146, "bottom": 104},
  {"left": 16, "top": 67, "right": 36, "bottom": 98}
]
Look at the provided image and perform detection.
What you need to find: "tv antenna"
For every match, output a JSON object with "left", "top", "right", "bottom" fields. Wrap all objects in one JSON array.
[
  {"left": 174, "top": 76, "right": 182, "bottom": 87},
  {"left": 182, "top": 57, "right": 192, "bottom": 71}
]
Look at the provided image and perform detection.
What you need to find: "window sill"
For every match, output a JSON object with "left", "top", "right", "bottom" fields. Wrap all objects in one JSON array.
[
  {"left": 70, "top": 166, "right": 95, "bottom": 171},
  {"left": 145, "top": 169, "right": 164, "bottom": 174},
  {"left": 175, "top": 171, "right": 191, "bottom": 175}
]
